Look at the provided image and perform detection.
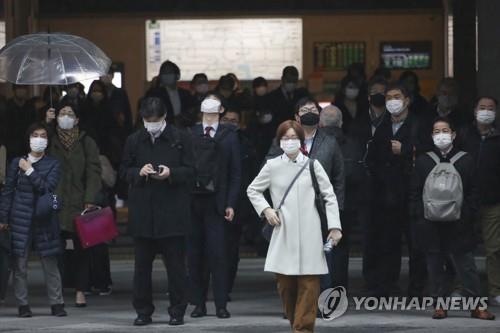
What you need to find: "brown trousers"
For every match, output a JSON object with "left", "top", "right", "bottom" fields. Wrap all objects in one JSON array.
[{"left": 276, "top": 274, "right": 320, "bottom": 333}]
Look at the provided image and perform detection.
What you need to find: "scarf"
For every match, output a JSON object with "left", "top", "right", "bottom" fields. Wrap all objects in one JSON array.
[{"left": 56, "top": 126, "right": 80, "bottom": 151}]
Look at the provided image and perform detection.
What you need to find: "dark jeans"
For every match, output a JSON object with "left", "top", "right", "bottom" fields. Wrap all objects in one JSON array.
[
  {"left": 188, "top": 195, "right": 228, "bottom": 309},
  {"left": 427, "top": 251, "right": 480, "bottom": 299},
  {"left": 59, "top": 231, "right": 90, "bottom": 292},
  {"left": 133, "top": 236, "right": 188, "bottom": 318},
  {"left": 0, "top": 249, "right": 10, "bottom": 300}
]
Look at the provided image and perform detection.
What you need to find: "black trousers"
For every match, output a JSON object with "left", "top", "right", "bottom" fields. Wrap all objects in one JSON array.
[
  {"left": 225, "top": 220, "right": 242, "bottom": 295},
  {"left": 59, "top": 231, "right": 90, "bottom": 292},
  {"left": 133, "top": 236, "right": 188, "bottom": 318},
  {"left": 0, "top": 249, "right": 10, "bottom": 300},
  {"left": 363, "top": 184, "right": 427, "bottom": 296},
  {"left": 89, "top": 243, "right": 112, "bottom": 290},
  {"left": 188, "top": 195, "right": 228, "bottom": 309}
]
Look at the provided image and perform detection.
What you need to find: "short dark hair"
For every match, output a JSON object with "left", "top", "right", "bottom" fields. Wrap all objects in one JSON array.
[
  {"left": 191, "top": 73, "right": 208, "bottom": 84},
  {"left": 282, "top": 66, "right": 299, "bottom": 79},
  {"left": 252, "top": 76, "right": 267, "bottom": 88},
  {"left": 139, "top": 97, "right": 167, "bottom": 119},
  {"left": 276, "top": 120, "right": 305, "bottom": 146},
  {"left": 367, "top": 76, "right": 388, "bottom": 93},
  {"left": 57, "top": 99, "right": 81, "bottom": 119},
  {"left": 159, "top": 60, "right": 180, "bottom": 77},
  {"left": 294, "top": 97, "right": 320, "bottom": 114},
  {"left": 386, "top": 82, "right": 410, "bottom": 98},
  {"left": 399, "top": 70, "right": 420, "bottom": 93},
  {"left": 25, "top": 122, "right": 50, "bottom": 152},
  {"left": 432, "top": 116, "right": 456, "bottom": 133},
  {"left": 474, "top": 96, "right": 498, "bottom": 109},
  {"left": 217, "top": 74, "right": 235, "bottom": 91}
]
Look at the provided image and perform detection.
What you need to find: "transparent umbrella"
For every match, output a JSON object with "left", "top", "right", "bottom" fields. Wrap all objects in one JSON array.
[{"left": 0, "top": 32, "right": 111, "bottom": 85}]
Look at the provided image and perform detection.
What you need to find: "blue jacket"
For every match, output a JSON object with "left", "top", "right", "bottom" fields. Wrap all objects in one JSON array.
[{"left": 0, "top": 156, "right": 62, "bottom": 257}]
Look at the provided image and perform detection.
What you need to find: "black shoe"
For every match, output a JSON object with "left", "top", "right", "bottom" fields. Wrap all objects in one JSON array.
[
  {"left": 169, "top": 317, "right": 184, "bottom": 326},
  {"left": 51, "top": 304, "right": 67, "bottom": 317},
  {"left": 190, "top": 304, "right": 207, "bottom": 318},
  {"left": 75, "top": 302, "right": 87, "bottom": 308},
  {"left": 216, "top": 308, "right": 231, "bottom": 319},
  {"left": 18, "top": 305, "right": 32, "bottom": 318},
  {"left": 133, "top": 315, "right": 152, "bottom": 326}
]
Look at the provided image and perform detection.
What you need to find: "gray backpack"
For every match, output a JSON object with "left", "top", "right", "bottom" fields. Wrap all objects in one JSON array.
[{"left": 422, "top": 151, "right": 466, "bottom": 222}]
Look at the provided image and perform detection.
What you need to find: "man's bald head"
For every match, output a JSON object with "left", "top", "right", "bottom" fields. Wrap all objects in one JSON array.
[{"left": 320, "top": 105, "right": 343, "bottom": 128}]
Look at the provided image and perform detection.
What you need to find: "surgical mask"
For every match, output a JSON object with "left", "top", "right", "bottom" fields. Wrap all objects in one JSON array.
[
  {"left": 259, "top": 113, "right": 273, "bottom": 125},
  {"left": 433, "top": 133, "right": 453, "bottom": 150},
  {"left": 57, "top": 115, "right": 76, "bottom": 130},
  {"left": 255, "top": 86, "right": 267, "bottom": 96},
  {"left": 476, "top": 110, "right": 496, "bottom": 125},
  {"left": 195, "top": 83, "right": 209, "bottom": 95},
  {"left": 386, "top": 99, "right": 405, "bottom": 115},
  {"left": 143, "top": 119, "right": 165, "bottom": 135},
  {"left": 30, "top": 137, "right": 48, "bottom": 153},
  {"left": 283, "top": 82, "right": 297, "bottom": 93},
  {"left": 300, "top": 112, "right": 320, "bottom": 126},
  {"left": 160, "top": 74, "right": 177, "bottom": 86},
  {"left": 280, "top": 139, "right": 301, "bottom": 155},
  {"left": 345, "top": 87, "right": 359, "bottom": 100},
  {"left": 370, "top": 93, "right": 386, "bottom": 108}
]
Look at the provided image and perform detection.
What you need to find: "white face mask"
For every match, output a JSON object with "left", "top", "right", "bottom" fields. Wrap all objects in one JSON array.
[
  {"left": 280, "top": 139, "right": 301, "bottom": 155},
  {"left": 30, "top": 137, "right": 48, "bottom": 153},
  {"left": 345, "top": 87, "right": 359, "bottom": 100},
  {"left": 386, "top": 99, "right": 405, "bottom": 115},
  {"left": 143, "top": 119, "right": 165, "bottom": 135},
  {"left": 433, "top": 133, "right": 453, "bottom": 150},
  {"left": 476, "top": 110, "right": 496, "bottom": 125},
  {"left": 57, "top": 115, "right": 76, "bottom": 130}
]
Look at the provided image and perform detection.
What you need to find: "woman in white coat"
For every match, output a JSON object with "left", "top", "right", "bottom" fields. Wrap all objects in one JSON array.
[{"left": 247, "top": 120, "right": 342, "bottom": 333}]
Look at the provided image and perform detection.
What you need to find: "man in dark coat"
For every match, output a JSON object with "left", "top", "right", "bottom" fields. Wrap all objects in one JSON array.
[
  {"left": 121, "top": 97, "right": 195, "bottom": 327},
  {"left": 188, "top": 95, "right": 241, "bottom": 320},
  {"left": 365, "top": 83, "right": 427, "bottom": 297},
  {"left": 458, "top": 96, "right": 500, "bottom": 307},
  {"left": 145, "top": 60, "right": 196, "bottom": 128},
  {"left": 263, "top": 66, "right": 310, "bottom": 130}
]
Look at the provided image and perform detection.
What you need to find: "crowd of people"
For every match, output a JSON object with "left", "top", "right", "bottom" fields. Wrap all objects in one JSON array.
[{"left": 0, "top": 59, "right": 498, "bottom": 331}]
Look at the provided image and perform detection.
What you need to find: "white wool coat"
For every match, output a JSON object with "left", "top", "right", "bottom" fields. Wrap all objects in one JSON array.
[{"left": 247, "top": 153, "right": 341, "bottom": 275}]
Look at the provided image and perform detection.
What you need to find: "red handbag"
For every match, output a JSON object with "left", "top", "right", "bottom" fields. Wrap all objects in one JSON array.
[{"left": 74, "top": 206, "right": 119, "bottom": 249}]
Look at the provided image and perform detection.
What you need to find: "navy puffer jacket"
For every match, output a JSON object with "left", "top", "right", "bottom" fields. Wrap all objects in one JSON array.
[{"left": 0, "top": 155, "right": 62, "bottom": 257}]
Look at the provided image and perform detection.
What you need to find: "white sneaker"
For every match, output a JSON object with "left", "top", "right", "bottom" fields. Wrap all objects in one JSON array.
[{"left": 490, "top": 295, "right": 500, "bottom": 307}]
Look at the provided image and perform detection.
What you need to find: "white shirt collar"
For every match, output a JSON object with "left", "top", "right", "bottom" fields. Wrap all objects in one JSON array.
[
  {"left": 203, "top": 122, "right": 219, "bottom": 134},
  {"left": 28, "top": 153, "right": 43, "bottom": 164},
  {"left": 281, "top": 152, "right": 307, "bottom": 164}
]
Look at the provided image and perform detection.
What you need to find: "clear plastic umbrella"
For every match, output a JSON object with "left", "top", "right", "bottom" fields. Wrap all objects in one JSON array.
[{"left": 0, "top": 32, "right": 111, "bottom": 85}]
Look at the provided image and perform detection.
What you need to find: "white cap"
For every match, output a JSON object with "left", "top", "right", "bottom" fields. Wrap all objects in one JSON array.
[{"left": 201, "top": 98, "right": 221, "bottom": 114}]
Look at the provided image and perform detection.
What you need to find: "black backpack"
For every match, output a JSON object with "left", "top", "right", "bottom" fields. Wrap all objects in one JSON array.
[{"left": 192, "top": 126, "right": 230, "bottom": 194}]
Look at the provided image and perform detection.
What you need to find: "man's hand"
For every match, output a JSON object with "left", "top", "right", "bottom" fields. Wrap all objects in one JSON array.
[
  {"left": 391, "top": 140, "right": 402, "bottom": 155},
  {"left": 327, "top": 229, "right": 342, "bottom": 246},
  {"left": 225, "top": 207, "right": 235, "bottom": 222},
  {"left": 19, "top": 159, "right": 32, "bottom": 172},
  {"left": 0, "top": 223, "right": 8, "bottom": 231},
  {"left": 139, "top": 164, "right": 155, "bottom": 177},
  {"left": 150, "top": 165, "right": 170, "bottom": 180},
  {"left": 263, "top": 208, "right": 280, "bottom": 226},
  {"left": 46, "top": 108, "right": 56, "bottom": 123},
  {"left": 84, "top": 203, "right": 97, "bottom": 210}
]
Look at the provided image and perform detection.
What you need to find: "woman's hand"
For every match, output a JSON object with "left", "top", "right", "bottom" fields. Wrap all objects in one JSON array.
[
  {"left": 263, "top": 208, "right": 280, "bottom": 226},
  {"left": 19, "top": 158, "right": 32, "bottom": 172},
  {"left": 46, "top": 108, "right": 56, "bottom": 124},
  {"left": 328, "top": 229, "right": 342, "bottom": 246}
]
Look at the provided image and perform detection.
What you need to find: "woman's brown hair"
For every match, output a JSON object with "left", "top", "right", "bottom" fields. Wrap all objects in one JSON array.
[{"left": 276, "top": 120, "right": 305, "bottom": 146}]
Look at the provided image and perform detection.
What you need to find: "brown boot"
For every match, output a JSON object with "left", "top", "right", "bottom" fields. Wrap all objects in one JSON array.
[
  {"left": 471, "top": 308, "right": 496, "bottom": 320},
  {"left": 432, "top": 308, "right": 448, "bottom": 319}
]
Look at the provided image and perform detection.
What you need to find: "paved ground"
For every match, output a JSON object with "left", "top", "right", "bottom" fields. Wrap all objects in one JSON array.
[{"left": 0, "top": 257, "right": 499, "bottom": 333}]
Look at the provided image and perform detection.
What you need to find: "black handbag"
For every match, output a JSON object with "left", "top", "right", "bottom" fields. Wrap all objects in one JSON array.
[
  {"left": 0, "top": 230, "right": 11, "bottom": 253},
  {"left": 34, "top": 192, "right": 61, "bottom": 221},
  {"left": 262, "top": 161, "right": 309, "bottom": 242},
  {"left": 309, "top": 159, "right": 329, "bottom": 243}
]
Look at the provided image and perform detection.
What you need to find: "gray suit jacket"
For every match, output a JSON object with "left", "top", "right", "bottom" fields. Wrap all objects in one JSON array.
[{"left": 266, "top": 128, "right": 346, "bottom": 209}]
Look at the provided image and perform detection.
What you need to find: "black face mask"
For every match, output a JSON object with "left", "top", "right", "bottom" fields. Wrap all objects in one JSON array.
[
  {"left": 370, "top": 93, "right": 386, "bottom": 108},
  {"left": 300, "top": 112, "right": 320, "bottom": 126}
]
